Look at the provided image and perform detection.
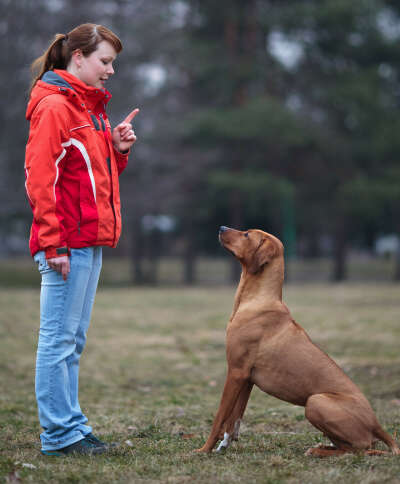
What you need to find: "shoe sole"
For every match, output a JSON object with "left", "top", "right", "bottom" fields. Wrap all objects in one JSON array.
[
  {"left": 41, "top": 450, "right": 66, "bottom": 457},
  {"left": 41, "top": 447, "right": 107, "bottom": 456}
]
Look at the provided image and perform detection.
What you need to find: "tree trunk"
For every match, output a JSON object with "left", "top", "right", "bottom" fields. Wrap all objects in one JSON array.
[
  {"left": 131, "top": 215, "right": 145, "bottom": 284},
  {"left": 223, "top": 3, "right": 257, "bottom": 285},
  {"left": 182, "top": 212, "right": 197, "bottom": 285},
  {"left": 331, "top": 219, "right": 347, "bottom": 282},
  {"left": 229, "top": 188, "right": 243, "bottom": 284},
  {"left": 183, "top": 240, "right": 196, "bottom": 285},
  {"left": 282, "top": 192, "right": 296, "bottom": 283},
  {"left": 394, "top": 231, "right": 400, "bottom": 281},
  {"left": 148, "top": 230, "right": 160, "bottom": 285}
]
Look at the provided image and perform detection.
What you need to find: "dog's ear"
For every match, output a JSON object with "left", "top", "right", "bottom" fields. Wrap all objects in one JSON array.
[{"left": 248, "top": 239, "right": 276, "bottom": 274}]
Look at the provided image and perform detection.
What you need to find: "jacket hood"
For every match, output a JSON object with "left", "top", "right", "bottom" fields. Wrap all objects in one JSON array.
[{"left": 26, "top": 69, "right": 112, "bottom": 121}]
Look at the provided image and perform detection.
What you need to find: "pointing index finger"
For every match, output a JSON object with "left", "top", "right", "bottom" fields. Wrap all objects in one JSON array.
[{"left": 123, "top": 108, "right": 140, "bottom": 124}]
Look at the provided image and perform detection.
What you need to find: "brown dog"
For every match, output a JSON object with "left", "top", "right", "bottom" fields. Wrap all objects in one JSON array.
[{"left": 196, "top": 226, "right": 399, "bottom": 457}]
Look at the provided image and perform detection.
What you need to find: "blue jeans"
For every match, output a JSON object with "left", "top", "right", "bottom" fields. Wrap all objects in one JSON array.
[{"left": 34, "top": 247, "right": 102, "bottom": 451}]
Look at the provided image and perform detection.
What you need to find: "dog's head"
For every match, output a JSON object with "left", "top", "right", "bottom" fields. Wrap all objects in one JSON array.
[{"left": 219, "top": 226, "right": 284, "bottom": 274}]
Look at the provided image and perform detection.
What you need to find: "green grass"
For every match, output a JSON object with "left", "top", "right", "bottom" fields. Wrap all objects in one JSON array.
[{"left": 1, "top": 283, "right": 400, "bottom": 483}]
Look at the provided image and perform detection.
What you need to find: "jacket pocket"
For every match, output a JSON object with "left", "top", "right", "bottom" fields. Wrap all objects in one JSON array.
[{"left": 79, "top": 180, "right": 98, "bottom": 227}]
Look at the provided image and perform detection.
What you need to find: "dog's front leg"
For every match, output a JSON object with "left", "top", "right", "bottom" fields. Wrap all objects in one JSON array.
[
  {"left": 196, "top": 370, "right": 249, "bottom": 453},
  {"left": 221, "top": 381, "right": 253, "bottom": 442}
]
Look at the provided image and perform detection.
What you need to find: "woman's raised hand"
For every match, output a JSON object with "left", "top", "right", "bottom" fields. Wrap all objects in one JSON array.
[{"left": 112, "top": 108, "right": 139, "bottom": 153}]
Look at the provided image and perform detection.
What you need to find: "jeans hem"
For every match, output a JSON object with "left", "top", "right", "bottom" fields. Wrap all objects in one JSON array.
[{"left": 41, "top": 434, "right": 85, "bottom": 452}]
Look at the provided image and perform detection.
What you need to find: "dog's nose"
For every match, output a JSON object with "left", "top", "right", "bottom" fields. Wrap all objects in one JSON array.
[{"left": 219, "top": 226, "right": 229, "bottom": 233}]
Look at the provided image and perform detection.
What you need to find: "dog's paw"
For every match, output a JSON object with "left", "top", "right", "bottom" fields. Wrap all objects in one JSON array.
[
  {"left": 194, "top": 447, "right": 210, "bottom": 453},
  {"left": 216, "top": 432, "right": 231, "bottom": 453},
  {"left": 215, "top": 445, "right": 227, "bottom": 454}
]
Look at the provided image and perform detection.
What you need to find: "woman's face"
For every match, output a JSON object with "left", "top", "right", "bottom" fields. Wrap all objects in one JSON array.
[{"left": 75, "top": 40, "right": 117, "bottom": 89}]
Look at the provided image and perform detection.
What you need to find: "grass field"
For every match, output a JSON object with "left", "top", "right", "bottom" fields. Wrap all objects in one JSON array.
[
  {"left": 1, "top": 282, "right": 400, "bottom": 483},
  {"left": 0, "top": 253, "right": 397, "bottom": 287}
]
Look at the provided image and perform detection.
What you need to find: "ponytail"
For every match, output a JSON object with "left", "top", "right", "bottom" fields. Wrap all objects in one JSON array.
[
  {"left": 29, "top": 34, "right": 69, "bottom": 95},
  {"left": 29, "top": 24, "right": 123, "bottom": 96}
]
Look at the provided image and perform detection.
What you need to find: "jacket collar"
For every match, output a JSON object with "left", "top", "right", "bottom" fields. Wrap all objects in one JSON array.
[
  {"left": 41, "top": 70, "right": 75, "bottom": 91},
  {"left": 48, "top": 70, "right": 111, "bottom": 112},
  {"left": 26, "top": 70, "right": 112, "bottom": 121}
]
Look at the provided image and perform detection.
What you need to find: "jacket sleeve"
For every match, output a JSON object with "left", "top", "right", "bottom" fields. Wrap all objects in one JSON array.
[
  {"left": 113, "top": 146, "right": 129, "bottom": 175},
  {"left": 25, "top": 96, "right": 71, "bottom": 259}
]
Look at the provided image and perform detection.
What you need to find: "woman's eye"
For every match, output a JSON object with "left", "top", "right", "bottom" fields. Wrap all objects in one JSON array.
[{"left": 244, "top": 233, "right": 249, "bottom": 238}]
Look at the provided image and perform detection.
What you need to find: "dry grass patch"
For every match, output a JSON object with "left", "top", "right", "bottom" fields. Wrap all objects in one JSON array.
[{"left": 1, "top": 283, "right": 400, "bottom": 483}]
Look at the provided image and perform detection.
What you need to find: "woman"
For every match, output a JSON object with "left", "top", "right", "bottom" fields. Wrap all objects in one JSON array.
[{"left": 25, "top": 23, "right": 138, "bottom": 456}]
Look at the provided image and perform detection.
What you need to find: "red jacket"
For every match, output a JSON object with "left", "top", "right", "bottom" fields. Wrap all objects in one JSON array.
[{"left": 25, "top": 69, "right": 129, "bottom": 259}]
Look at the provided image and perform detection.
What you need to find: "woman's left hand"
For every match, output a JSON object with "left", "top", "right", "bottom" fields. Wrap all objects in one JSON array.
[{"left": 112, "top": 108, "right": 140, "bottom": 153}]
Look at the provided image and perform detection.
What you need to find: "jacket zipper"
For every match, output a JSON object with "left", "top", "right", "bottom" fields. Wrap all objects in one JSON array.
[
  {"left": 99, "top": 112, "right": 118, "bottom": 245},
  {"left": 83, "top": 109, "right": 118, "bottom": 245}
]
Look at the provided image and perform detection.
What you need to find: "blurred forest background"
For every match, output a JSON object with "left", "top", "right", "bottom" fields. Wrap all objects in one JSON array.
[{"left": 2, "top": 0, "right": 400, "bottom": 285}]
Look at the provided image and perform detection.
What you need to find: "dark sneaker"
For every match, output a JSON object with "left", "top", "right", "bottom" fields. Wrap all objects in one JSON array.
[
  {"left": 41, "top": 438, "right": 106, "bottom": 456},
  {"left": 84, "top": 433, "right": 107, "bottom": 447},
  {"left": 85, "top": 433, "right": 118, "bottom": 449}
]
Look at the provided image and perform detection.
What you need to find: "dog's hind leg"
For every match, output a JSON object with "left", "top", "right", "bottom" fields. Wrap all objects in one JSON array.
[
  {"left": 304, "top": 393, "right": 395, "bottom": 457},
  {"left": 305, "top": 445, "right": 350, "bottom": 457}
]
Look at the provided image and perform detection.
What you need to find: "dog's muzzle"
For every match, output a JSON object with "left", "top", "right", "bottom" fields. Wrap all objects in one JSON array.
[{"left": 218, "top": 226, "right": 232, "bottom": 250}]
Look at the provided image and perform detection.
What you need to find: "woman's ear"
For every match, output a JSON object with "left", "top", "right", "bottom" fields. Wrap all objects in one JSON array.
[
  {"left": 247, "top": 239, "right": 276, "bottom": 274},
  {"left": 71, "top": 49, "right": 83, "bottom": 68}
]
